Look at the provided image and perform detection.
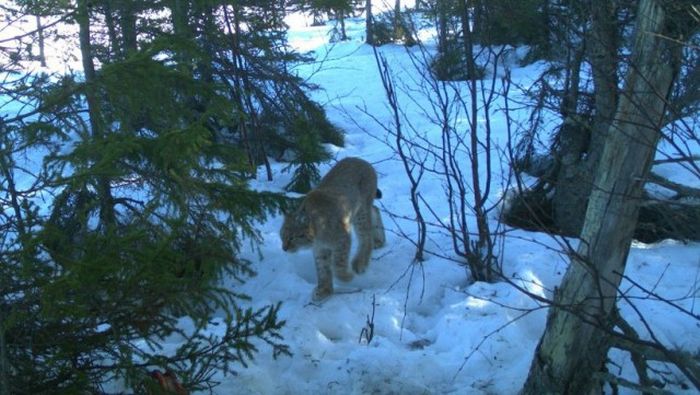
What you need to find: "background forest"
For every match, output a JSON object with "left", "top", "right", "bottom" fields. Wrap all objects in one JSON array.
[{"left": 1, "top": 0, "right": 699, "bottom": 394}]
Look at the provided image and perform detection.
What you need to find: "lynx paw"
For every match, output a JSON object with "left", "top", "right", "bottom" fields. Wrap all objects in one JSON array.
[
  {"left": 336, "top": 269, "right": 354, "bottom": 282},
  {"left": 312, "top": 287, "right": 333, "bottom": 302},
  {"left": 373, "top": 235, "right": 385, "bottom": 249},
  {"left": 352, "top": 257, "right": 369, "bottom": 274}
]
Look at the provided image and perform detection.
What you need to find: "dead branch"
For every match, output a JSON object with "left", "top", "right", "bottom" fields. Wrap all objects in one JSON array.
[
  {"left": 359, "top": 294, "right": 377, "bottom": 345},
  {"left": 612, "top": 309, "right": 658, "bottom": 391},
  {"left": 647, "top": 172, "right": 700, "bottom": 199},
  {"left": 653, "top": 155, "right": 700, "bottom": 165},
  {"left": 609, "top": 334, "right": 700, "bottom": 390},
  {"left": 592, "top": 372, "right": 672, "bottom": 395}
]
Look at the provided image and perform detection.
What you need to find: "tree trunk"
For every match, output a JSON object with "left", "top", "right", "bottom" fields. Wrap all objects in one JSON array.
[
  {"left": 118, "top": 0, "right": 138, "bottom": 54},
  {"left": 171, "top": 0, "right": 190, "bottom": 39},
  {"left": 437, "top": 4, "right": 447, "bottom": 53},
  {"left": 77, "top": 0, "right": 116, "bottom": 228},
  {"left": 552, "top": 0, "right": 619, "bottom": 237},
  {"left": 550, "top": 58, "right": 589, "bottom": 236},
  {"left": 434, "top": 0, "right": 448, "bottom": 79},
  {"left": 36, "top": 16, "right": 46, "bottom": 67},
  {"left": 103, "top": 0, "right": 120, "bottom": 58},
  {"left": 365, "top": 0, "right": 373, "bottom": 45},
  {"left": 76, "top": 0, "right": 99, "bottom": 130},
  {"left": 0, "top": 314, "right": 8, "bottom": 395},
  {"left": 311, "top": 11, "right": 324, "bottom": 26},
  {"left": 588, "top": 0, "right": 618, "bottom": 145},
  {"left": 522, "top": 0, "right": 690, "bottom": 393},
  {"left": 222, "top": 5, "right": 273, "bottom": 179},
  {"left": 393, "top": 0, "right": 401, "bottom": 38},
  {"left": 339, "top": 10, "right": 347, "bottom": 40}
]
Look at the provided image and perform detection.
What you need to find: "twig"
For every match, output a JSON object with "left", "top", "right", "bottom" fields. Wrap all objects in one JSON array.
[
  {"left": 652, "top": 155, "right": 700, "bottom": 165},
  {"left": 592, "top": 372, "right": 672, "bottom": 395},
  {"left": 359, "top": 294, "right": 377, "bottom": 345}
]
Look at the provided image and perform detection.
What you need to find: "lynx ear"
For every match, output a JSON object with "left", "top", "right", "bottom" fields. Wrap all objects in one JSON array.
[
  {"left": 283, "top": 195, "right": 310, "bottom": 228},
  {"left": 282, "top": 195, "right": 305, "bottom": 215},
  {"left": 294, "top": 197, "right": 307, "bottom": 213},
  {"left": 293, "top": 200, "right": 309, "bottom": 222}
]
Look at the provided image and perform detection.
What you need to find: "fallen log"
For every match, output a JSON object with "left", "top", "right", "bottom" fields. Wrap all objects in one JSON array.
[{"left": 502, "top": 180, "right": 700, "bottom": 243}]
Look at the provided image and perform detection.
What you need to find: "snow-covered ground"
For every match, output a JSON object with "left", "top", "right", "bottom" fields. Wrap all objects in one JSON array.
[{"left": 202, "top": 15, "right": 699, "bottom": 395}]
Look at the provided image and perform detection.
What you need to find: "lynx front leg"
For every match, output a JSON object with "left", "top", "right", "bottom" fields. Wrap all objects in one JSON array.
[
  {"left": 312, "top": 246, "right": 333, "bottom": 302},
  {"left": 351, "top": 205, "right": 374, "bottom": 274}
]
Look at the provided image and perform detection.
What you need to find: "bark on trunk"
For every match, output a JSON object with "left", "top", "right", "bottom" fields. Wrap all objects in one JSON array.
[
  {"left": 552, "top": 0, "right": 619, "bottom": 237},
  {"left": 0, "top": 314, "right": 8, "bottom": 395},
  {"left": 36, "top": 16, "right": 46, "bottom": 67},
  {"left": 365, "top": 0, "right": 373, "bottom": 45},
  {"left": 393, "top": 0, "right": 401, "bottom": 38},
  {"left": 588, "top": 0, "right": 619, "bottom": 142},
  {"left": 551, "top": 45, "right": 588, "bottom": 236},
  {"left": 522, "top": 0, "right": 688, "bottom": 393},
  {"left": 172, "top": 0, "right": 190, "bottom": 39},
  {"left": 103, "top": 1, "right": 120, "bottom": 58},
  {"left": 77, "top": 0, "right": 115, "bottom": 228},
  {"left": 339, "top": 10, "right": 347, "bottom": 40},
  {"left": 118, "top": 0, "right": 138, "bottom": 54},
  {"left": 437, "top": 0, "right": 447, "bottom": 53}
]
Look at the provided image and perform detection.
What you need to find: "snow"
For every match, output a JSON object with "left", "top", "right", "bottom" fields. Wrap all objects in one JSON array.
[{"left": 208, "top": 16, "right": 699, "bottom": 395}]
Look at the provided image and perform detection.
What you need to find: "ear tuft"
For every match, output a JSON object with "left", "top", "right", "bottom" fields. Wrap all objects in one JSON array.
[{"left": 282, "top": 195, "right": 305, "bottom": 214}]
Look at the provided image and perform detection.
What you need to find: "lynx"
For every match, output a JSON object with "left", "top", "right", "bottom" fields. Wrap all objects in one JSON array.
[{"left": 280, "top": 157, "right": 386, "bottom": 301}]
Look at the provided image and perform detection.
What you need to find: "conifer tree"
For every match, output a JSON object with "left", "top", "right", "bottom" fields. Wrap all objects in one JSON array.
[
  {"left": 284, "top": 111, "right": 333, "bottom": 193},
  {"left": 0, "top": 0, "right": 352, "bottom": 392}
]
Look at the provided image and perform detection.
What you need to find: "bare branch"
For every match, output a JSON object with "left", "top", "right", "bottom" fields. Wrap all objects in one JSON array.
[{"left": 647, "top": 171, "right": 700, "bottom": 199}]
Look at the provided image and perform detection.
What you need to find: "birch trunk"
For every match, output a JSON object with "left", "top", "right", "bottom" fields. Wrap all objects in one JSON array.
[
  {"left": 522, "top": 0, "right": 691, "bottom": 392},
  {"left": 36, "top": 16, "right": 46, "bottom": 67}
]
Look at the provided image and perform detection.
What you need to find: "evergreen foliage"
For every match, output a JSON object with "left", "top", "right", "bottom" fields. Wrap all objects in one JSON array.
[
  {"left": 292, "top": 0, "right": 355, "bottom": 39},
  {"left": 1, "top": 57, "right": 291, "bottom": 394},
  {"left": 367, "top": 11, "right": 417, "bottom": 47},
  {"left": 258, "top": 92, "right": 344, "bottom": 163},
  {"left": 206, "top": 0, "right": 343, "bottom": 170},
  {"left": 283, "top": 112, "right": 333, "bottom": 193},
  {"left": 367, "top": 12, "right": 397, "bottom": 46},
  {"left": 0, "top": 0, "right": 351, "bottom": 391},
  {"left": 424, "top": 0, "right": 547, "bottom": 79},
  {"left": 471, "top": 0, "right": 546, "bottom": 47},
  {"left": 430, "top": 39, "right": 486, "bottom": 81}
]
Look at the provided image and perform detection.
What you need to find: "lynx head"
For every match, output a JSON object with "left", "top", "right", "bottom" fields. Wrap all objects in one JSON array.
[{"left": 280, "top": 202, "right": 313, "bottom": 252}]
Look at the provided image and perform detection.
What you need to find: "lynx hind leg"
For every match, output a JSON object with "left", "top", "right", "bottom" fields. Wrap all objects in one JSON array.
[
  {"left": 312, "top": 247, "right": 334, "bottom": 302},
  {"left": 333, "top": 232, "right": 354, "bottom": 282},
  {"left": 371, "top": 205, "right": 386, "bottom": 248},
  {"left": 351, "top": 204, "right": 374, "bottom": 274}
]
